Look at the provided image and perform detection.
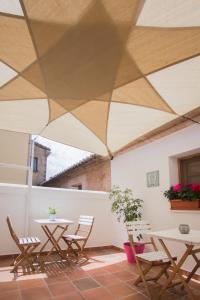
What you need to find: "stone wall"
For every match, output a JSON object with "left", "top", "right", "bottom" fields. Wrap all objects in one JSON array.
[
  {"left": 43, "top": 158, "right": 111, "bottom": 192},
  {"left": 32, "top": 143, "right": 50, "bottom": 185}
]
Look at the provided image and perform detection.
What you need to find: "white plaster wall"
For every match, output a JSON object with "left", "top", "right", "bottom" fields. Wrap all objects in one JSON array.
[
  {"left": 111, "top": 124, "right": 200, "bottom": 274},
  {"left": 0, "top": 184, "right": 113, "bottom": 255},
  {"left": 0, "top": 130, "right": 29, "bottom": 184}
]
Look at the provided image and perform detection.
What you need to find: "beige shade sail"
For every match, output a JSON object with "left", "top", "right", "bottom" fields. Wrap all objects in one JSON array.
[{"left": 0, "top": 0, "right": 199, "bottom": 157}]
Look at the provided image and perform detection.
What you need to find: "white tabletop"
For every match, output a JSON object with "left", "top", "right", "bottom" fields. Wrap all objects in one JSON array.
[
  {"left": 146, "top": 228, "right": 200, "bottom": 246},
  {"left": 34, "top": 219, "right": 74, "bottom": 225}
]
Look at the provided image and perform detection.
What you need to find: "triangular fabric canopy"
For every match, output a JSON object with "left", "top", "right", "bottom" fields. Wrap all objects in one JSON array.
[{"left": 0, "top": 0, "right": 200, "bottom": 156}]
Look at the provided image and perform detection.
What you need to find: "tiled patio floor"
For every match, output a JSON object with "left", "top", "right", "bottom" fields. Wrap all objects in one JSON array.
[{"left": 0, "top": 248, "right": 199, "bottom": 300}]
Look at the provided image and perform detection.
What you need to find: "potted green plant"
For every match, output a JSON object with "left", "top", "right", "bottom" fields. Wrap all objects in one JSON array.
[
  {"left": 164, "top": 184, "right": 200, "bottom": 210},
  {"left": 109, "top": 186, "right": 144, "bottom": 263},
  {"left": 48, "top": 206, "right": 57, "bottom": 221}
]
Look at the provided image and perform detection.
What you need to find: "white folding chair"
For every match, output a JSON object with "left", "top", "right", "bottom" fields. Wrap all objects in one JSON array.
[
  {"left": 126, "top": 221, "right": 177, "bottom": 299},
  {"left": 7, "top": 216, "right": 40, "bottom": 273},
  {"left": 62, "top": 215, "right": 94, "bottom": 260}
]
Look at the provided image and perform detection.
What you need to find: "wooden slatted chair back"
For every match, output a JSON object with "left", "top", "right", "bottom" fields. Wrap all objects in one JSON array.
[
  {"left": 126, "top": 220, "right": 151, "bottom": 243},
  {"left": 6, "top": 216, "right": 19, "bottom": 245},
  {"left": 76, "top": 215, "right": 94, "bottom": 239},
  {"left": 126, "top": 220, "right": 157, "bottom": 251}
]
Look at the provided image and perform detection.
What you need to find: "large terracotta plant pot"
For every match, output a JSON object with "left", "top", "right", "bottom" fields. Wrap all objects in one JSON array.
[
  {"left": 170, "top": 199, "right": 200, "bottom": 210},
  {"left": 123, "top": 242, "right": 145, "bottom": 263}
]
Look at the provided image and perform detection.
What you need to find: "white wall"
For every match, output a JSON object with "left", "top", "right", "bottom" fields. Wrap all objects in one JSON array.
[
  {"left": 111, "top": 124, "right": 200, "bottom": 274},
  {"left": 0, "top": 130, "right": 29, "bottom": 184},
  {"left": 0, "top": 184, "right": 113, "bottom": 255}
]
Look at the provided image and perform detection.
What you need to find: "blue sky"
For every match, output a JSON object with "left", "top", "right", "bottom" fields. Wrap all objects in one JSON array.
[{"left": 33, "top": 136, "right": 92, "bottom": 180}]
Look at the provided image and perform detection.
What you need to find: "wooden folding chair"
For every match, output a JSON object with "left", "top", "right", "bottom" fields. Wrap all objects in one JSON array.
[
  {"left": 126, "top": 221, "right": 177, "bottom": 299},
  {"left": 62, "top": 215, "right": 94, "bottom": 261},
  {"left": 7, "top": 216, "right": 41, "bottom": 273}
]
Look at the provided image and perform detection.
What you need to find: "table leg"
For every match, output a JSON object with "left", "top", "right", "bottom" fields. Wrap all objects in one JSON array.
[
  {"left": 38, "top": 225, "right": 58, "bottom": 256},
  {"left": 185, "top": 246, "right": 200, "bottom": 285},
  {"left": 157, "top": 239, "right": 195, "bottom": 300},
  {"left": 44, "top": 225, "right": 68, "bottom": 260},
  {"left": 40, "top": 225, "right": 69, "bottom": 263}
]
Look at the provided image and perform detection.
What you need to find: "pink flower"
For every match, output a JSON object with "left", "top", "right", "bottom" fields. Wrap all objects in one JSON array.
[
  {"left": 172, "top": 184, "right": 183, "bottom": 192},
  {"left": 189, "top": 184, "right": 200, "bottom": 192}
]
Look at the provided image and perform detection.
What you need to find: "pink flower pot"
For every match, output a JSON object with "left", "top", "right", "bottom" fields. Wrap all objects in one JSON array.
[{"left": 123, "top": 242, "right": 145, "bottom": 263}]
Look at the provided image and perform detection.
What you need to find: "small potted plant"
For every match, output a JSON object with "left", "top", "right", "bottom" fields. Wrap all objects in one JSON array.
[
  {"left": 164, "top": 183, "right": 200, "bottom": 210},
  {"left": 48, "top": 206, "right": 57, "bottom": 221},
  {"left": 109, "top": 186, "right": 144, "bottom": 263}
]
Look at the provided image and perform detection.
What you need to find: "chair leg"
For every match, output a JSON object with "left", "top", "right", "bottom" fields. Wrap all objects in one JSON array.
[
  {"left": 136, "top": 261, "right": 153, "bottom": 299},
  {"left": 10, "top": 253, "right": 25, "bottom": 272},
  {"left": 12, "top": 248, "right": 31, "bottom": 272},
  {"left": 82, "top": 250, "right": 89, "bottom": 261},
  {"left": 63, "top": 238, "right": 89, "bottom": 262},
  {"left": 135, "top": 264, "right": 152, "bottom": 286},
  {"left": 25, "top": 244, "right": 39, "bottom": 271},
  {"left": 154, "top": 263, "right": 170, "bottom": 282},
  {"left": 184, "top": 263, "right": 200, "bottom": 286},
  {"left": 64, "top": 239, "right": 78, "bottom": 257},
  {"left": 11, "top": 244, "right": 39, "bottom": 273},
  {"left": 11, "top": 256, "right": 26, "bottom": 273},
  {"left": 14, "top": 253, "right": 23, "bottom": 264},
  {"left": 73, "top": 241, "right": 89, "bottom": 261},
  {"left": 11, "top": 247, "right": 30, "bottom": 273}
]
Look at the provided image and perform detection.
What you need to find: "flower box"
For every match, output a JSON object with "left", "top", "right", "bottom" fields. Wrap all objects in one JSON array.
[
  {"left": 164, "top": 183, "right": 200, "bottom": 210},
  {"left": 170, "top": 199, "right": 200, "bottom": 210}
]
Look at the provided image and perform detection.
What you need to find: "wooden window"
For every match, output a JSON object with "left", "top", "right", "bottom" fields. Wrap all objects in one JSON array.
[
  {"left": 179, "top": 154, "right": 200, "bottom": 185},
  {"left": 33, "top": 157, "right": 38, "bottom": 173}
]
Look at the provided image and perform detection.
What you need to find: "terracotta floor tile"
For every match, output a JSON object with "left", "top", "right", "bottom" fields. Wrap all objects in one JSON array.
[
  {"left": 125, "top": 280, "right": 144, "bottom": 294},
  {"left": 0, "top": 249, "right": 199, "bottom": 300},
  {"left": 48, "top": 281, "right": 76, "bottom": 296},
  {"left": 184, "top": 295, "right": 199, "bottom": 300},
  {"left": 106, "top": 282, "right": 137, "bottom": 299},
  {"left": 54, "top": 291, "right": 83, "bottom": 299},
  {"left": 93, "top": 274, "right": 121, "bottom": 286},
  {"left": 116, "top": 261, "right": 130, "bottom": 267},
  {"left": 21, "top": 286, "right": 51, "bottom": 300},
  {"left": 133, "top": 284, "right": 185, "bottom": 300},
  {"left": 104, "top": 264, "right": 124, "bottom": 273},
  {"left": 82, "top": 287, "right": 114, "bottom": 300},
  {"left": 192, "top": 287, "right": 200, "bottom": 297},
  {"left": 86, "top": 268, "right": 109, "bottom": 277},
  {"left": 0, "top": 269, "right": 15, "bottom": 282},
  {"left": 113, "top": 270, "right": 138, "bottom": 282},
  {"left": 189, "top": 280, "right": 200, "bottom": 289},
  {"left": 165, "top": 286, "right": 199, "bottom": 300},
  {"left": 18, "top": 278, "right": 45, "bottom": 289},
  {"left": 0, "top": 281, "right": 18, "bottom": 293},
  {"left": 123, "top": 293, "right": 148, "bottom": 299},
  {"left": 45, "top": 273, "right": 69, "bottom": 285},
  {"left": 161, "top": 293, "right": 184, "bottom": 300},
  {"left": 123, "top": 264, "right": 139, "bottom": 274},
  {"left": 0, "top": 290, "right": 21, "bottom": 300},
  {"left": 73, "top": 277, "right": 100, "bottom": 291},
  {"left": 126, "top": 279, "right": 137, "bottom": 286},
  {"left": 67, "top": 268, "right": 89, "bottom": 280}
]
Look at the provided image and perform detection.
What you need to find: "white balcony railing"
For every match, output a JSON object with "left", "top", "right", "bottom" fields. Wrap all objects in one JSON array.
[
  {"left": 1, "top": 183, "right": 200, "bottom": 276},
  {"left": 0, "top": 183, "right": 114, "bottom": 255}
]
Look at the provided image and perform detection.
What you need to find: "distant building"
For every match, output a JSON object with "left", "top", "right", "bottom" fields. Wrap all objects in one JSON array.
[
  {"left": 42, "top": 155, "right": 111, "bottom": 192},
  {"left": 32, "top": 142, "right": 51, "bottom": 186}
]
